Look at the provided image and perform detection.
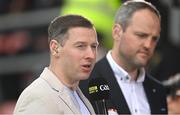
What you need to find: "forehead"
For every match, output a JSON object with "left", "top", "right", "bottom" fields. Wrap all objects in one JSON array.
[
  {"left": 66, "top": 27, "right": 98, "bottom": 43},
  {"left": 129, "top": 9, "right": 161, "bottom": 32},
  {"left": 131, "top": 9, "right": 160, "bottom": 24}
]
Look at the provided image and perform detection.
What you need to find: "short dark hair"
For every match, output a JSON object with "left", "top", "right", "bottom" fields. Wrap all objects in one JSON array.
[
  {"left": 114, "top": 0, "right": 161, "bottom": 31},
  {"left": 48, "top": 14, "right": 94, "bottom": 43}
]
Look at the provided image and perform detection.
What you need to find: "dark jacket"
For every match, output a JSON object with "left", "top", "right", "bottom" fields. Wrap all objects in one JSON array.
[{"left": 80, "top": 56, "right": 168, "bottom": 114}]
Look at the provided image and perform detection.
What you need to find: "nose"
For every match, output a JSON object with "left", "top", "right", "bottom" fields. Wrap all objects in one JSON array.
[
  {"left": 86, "top": 46, "right": 96, "bottom": 60},
  {"left": 144, "top": 38, "right": 154, "bottom": 50}
]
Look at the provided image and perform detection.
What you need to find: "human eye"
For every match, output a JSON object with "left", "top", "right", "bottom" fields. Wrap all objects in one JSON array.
[
  {"left": 136, "top": 32, "right": 147, "bottom": 39},
  {"left": 91, "top": 44, "right": 98, "bottom": 49},
  {"left": 152, "top": 36, "right": 159, "bottom": 43},
  {"left": 76, "top": 43, "right": 86, "bottom": 49}
]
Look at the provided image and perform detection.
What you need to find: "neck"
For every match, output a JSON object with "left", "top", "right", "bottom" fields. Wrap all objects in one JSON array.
[
  {"left": 111, "top": 50, "right": 139, "bottom": 81},
  {"left": 129, "top": 70, "right": 139, "bottom": 81},
  {"left": 65, "top": 81, "right": 79, "bottom": 91},
  {"left": 48, "top": 65, "right": 79, "bottom": 91}
]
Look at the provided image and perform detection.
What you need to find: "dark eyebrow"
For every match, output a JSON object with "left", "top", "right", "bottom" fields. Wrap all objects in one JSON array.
[
  {"left": 74, "top": 41, "right": 86, "bottom": 45},
  {"left": 74, "top": 41, "right": 99, "bottom": 45}
]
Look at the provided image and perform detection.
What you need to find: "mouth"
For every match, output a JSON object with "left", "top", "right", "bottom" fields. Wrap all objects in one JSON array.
[
  {"left": 140, "top": 52, "right": 148, "bottom": 56},
  {"left": 139, "top": 50, "right": 150, "bottom": 56},
  {"left": 81, "top": 64, "right": 93, "bottom": 73},
  {"left": 138, "top": 52, "right": 151, "bottom": 61}
]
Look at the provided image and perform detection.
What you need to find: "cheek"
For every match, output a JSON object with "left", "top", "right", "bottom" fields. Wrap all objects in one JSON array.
[
  {"left": 64, "top": 50, "right": 82, "bottom": 63},
  {"left": 120, "top": 37, "right": 136, "bottom": 52},
  {"left": 61, "top": 53, "right": 78, "bottom": 72}
]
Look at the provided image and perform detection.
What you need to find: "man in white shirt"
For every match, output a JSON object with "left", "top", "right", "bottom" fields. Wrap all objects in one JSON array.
[{"left": 80, "top": 1, "right": 168, "bottom": 114}]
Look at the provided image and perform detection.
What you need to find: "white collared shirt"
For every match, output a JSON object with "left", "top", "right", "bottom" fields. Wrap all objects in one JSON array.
[
  {"left": 106, "top": 51, "right": 150, "bottom": 115},
  {"left": 65, "top": 87, "right": 90, "bottom": 115},
  {"left": 74, "top": 91, "right": 90, "bottom": 115}
]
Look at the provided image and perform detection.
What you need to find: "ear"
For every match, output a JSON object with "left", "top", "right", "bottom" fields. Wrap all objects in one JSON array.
[
  {"left": 49, "top": 40, "right": 60, "bottom": 56},
  {"left": 112, "top": 24, "right": 123, "bottom": 40}
]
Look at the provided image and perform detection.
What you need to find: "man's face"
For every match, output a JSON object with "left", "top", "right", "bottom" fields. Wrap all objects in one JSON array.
[
  {"left": 117, "top": 9, "right": 161, "bottom": 69},
  {"left": 58, "top": 27, "right": 98, "bottom": 82}
]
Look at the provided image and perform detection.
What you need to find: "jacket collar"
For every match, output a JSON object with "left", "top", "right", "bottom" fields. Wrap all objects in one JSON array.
[{"left": 40, "top": 67, "right": 81, "bottom": 114}]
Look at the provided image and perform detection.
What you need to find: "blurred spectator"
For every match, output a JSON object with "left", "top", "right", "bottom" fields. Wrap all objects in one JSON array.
[
  {"left": 30, "top": 27, "right": 49, "bottom": 53},
  {"left": 32, "top": 32, "right": 48, "bottom": 53},
  {"left": 0, "top": 0, "right": 11, "bottom": 14},
  {"left": 9, "top": 0, "right": 32, "bottom": 13},
  {"left": 163, "top": 73, "right": 180, "bottom": 114},
  {"left": 0, "top": 72, "right": 35, "bottom": 114},
  {"left": 0, "top": 0, "right": 63, "bottom": 113},
  {"left": 0, "top": 34, "right": 6, "bottom": 55},
  {"left": 31, "top": 0, "right": 63, "bottom": 10},
  {"left": 0, "top": 0, "right": 64, "bottom": 14},
  {"left": 3, "top": 30, "right": 31, "bottom": 55}
]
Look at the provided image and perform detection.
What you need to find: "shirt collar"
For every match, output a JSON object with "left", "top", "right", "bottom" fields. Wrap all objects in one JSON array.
[{"left": 106, "top": 51, "right": 145, "bottom": 83}]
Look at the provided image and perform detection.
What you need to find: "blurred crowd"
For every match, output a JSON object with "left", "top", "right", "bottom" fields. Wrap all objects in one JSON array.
[
  {"left": 0, "top": 28, "right": 48, "bottom": 56},
  {"left": 0, "top": 0, "right": 63, "bottom": 14},
  {"left": 0, "top": 0, "right": 63, "bottom": 113}
]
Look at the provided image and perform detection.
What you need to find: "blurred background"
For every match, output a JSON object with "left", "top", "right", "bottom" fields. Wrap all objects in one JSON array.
[{"left": 0, "top": 0, "right": 179, "bottom": 114}]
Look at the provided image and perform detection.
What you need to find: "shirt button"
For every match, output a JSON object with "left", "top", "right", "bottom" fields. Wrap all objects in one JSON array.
[
  {"left": 152, "top": 89, "right": 156, "bottom": 93},
  {"left": 126, "top": 76, "right": 129, "bottom": 80},
  {"left": 135, "top": 109, "right": 137, "bottom": 113}
]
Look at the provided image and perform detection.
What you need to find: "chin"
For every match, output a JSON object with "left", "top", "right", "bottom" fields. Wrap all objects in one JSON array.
[
  {"left": 137, "top": 59, "right": 148, "bottom": 66},
  {"left": 79, "top": 75, "right": 90, "bottom": 80}
]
